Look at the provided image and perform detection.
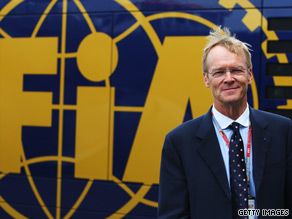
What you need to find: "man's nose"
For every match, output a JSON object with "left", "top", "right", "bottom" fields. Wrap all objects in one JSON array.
[{"left": 223, "top": 71, "right": 234, "bottom": 81}]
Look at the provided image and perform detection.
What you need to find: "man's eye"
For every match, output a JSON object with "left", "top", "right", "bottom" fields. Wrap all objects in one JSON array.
[
  {"left": 214, "top": 70, "right": 225, "bottom": 75},
  {"left": 231, "top": 68, "right": 243, "bottom": 74}
]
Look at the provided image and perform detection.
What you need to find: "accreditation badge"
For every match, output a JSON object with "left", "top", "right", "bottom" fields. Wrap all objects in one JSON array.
[{"left": 248, "top": 198, "right": 256, "bottom": 219}]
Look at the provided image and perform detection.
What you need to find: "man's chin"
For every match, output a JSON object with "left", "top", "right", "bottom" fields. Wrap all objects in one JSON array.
[{"left": 221, "top": 96, "right": 243, "bottom": 105}]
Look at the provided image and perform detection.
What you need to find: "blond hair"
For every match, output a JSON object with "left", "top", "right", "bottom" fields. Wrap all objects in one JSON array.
[{"left": 202, "top": 26, "right": 252, "bottom": 72}]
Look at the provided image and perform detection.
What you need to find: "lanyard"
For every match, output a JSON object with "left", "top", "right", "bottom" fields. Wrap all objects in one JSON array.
[{"left": 212, "top": 115, "right": 252, "bottom": 183}]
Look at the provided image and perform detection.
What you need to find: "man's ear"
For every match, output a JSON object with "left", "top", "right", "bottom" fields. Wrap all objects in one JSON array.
[
  {"left": 203, "top": 72, "right": 210, "bottom": 88},
  {"left": 248, "top": 68, "right": 253, "bottom": 85}
]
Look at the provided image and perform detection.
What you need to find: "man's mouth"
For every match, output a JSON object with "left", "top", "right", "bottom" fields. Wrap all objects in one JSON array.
[{"left": 223, "top": 87, "right": 238, "bottom": 91}]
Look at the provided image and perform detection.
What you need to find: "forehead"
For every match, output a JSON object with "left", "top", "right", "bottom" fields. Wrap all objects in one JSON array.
[{"left": 206, "top": 45, "right": 246, "bottom": 69}]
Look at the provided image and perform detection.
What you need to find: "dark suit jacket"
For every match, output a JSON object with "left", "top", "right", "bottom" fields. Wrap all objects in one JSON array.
[{"left": 158, "top": 107, "right": 292, "bottom": 218}]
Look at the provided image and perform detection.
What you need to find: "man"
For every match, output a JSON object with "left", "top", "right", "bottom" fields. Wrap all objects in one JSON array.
[{"left": 158, "top": 27, "right": 292, "bottom": 218}]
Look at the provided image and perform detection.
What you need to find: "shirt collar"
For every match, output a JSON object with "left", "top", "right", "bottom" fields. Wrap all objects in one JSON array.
[{"left": 212, "top": 104, "right": 250, "bottom": 130}]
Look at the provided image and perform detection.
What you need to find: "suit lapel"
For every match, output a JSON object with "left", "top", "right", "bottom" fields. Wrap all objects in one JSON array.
[
  {"left": 197, "top": 108, "right": 231, "bottom": 200},
  {"left": 196, "top": 108, "right": 270, "bottom": 201},
  {"left": 250, "top": 108, "right": 270, "bottom": 196}
]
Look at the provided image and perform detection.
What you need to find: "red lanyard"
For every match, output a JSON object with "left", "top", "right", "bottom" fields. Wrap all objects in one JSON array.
[
  {"left": 222, "top": 124, "right": 253, "bottom": 191},
  {"left": 212, "top": 112, "right": 252, "bottom": 182},
  {"left": 219, "top": 125, "right": 252, "bottom": 160}
]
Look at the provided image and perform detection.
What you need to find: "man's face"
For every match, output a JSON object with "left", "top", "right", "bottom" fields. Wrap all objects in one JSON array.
[{"left": 203, "top": 45, "right": 252, "bottom": 109}]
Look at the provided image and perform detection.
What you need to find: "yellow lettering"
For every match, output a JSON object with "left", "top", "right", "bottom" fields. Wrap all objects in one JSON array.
[
  {"left": 74, "top": 31, "right": 116, "bottom": 180},
  {"left": 123, "top": 36, "right": 212, "bottom": 184},
  {"left": 0, "top": 38, "right": 57, "bottom": 173},
  {"left": 75, "top": 86, "right": 110, "bottom": 180}
]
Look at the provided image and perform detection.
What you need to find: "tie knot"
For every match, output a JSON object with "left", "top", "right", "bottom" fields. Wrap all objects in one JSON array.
[{"left": 230, "top": 122, "right": 240, "bottom": 132}]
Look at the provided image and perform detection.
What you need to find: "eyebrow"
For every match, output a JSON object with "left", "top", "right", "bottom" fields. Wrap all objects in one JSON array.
[{"left": 212, "top": 66, "right": 244, "bottom": 70}]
